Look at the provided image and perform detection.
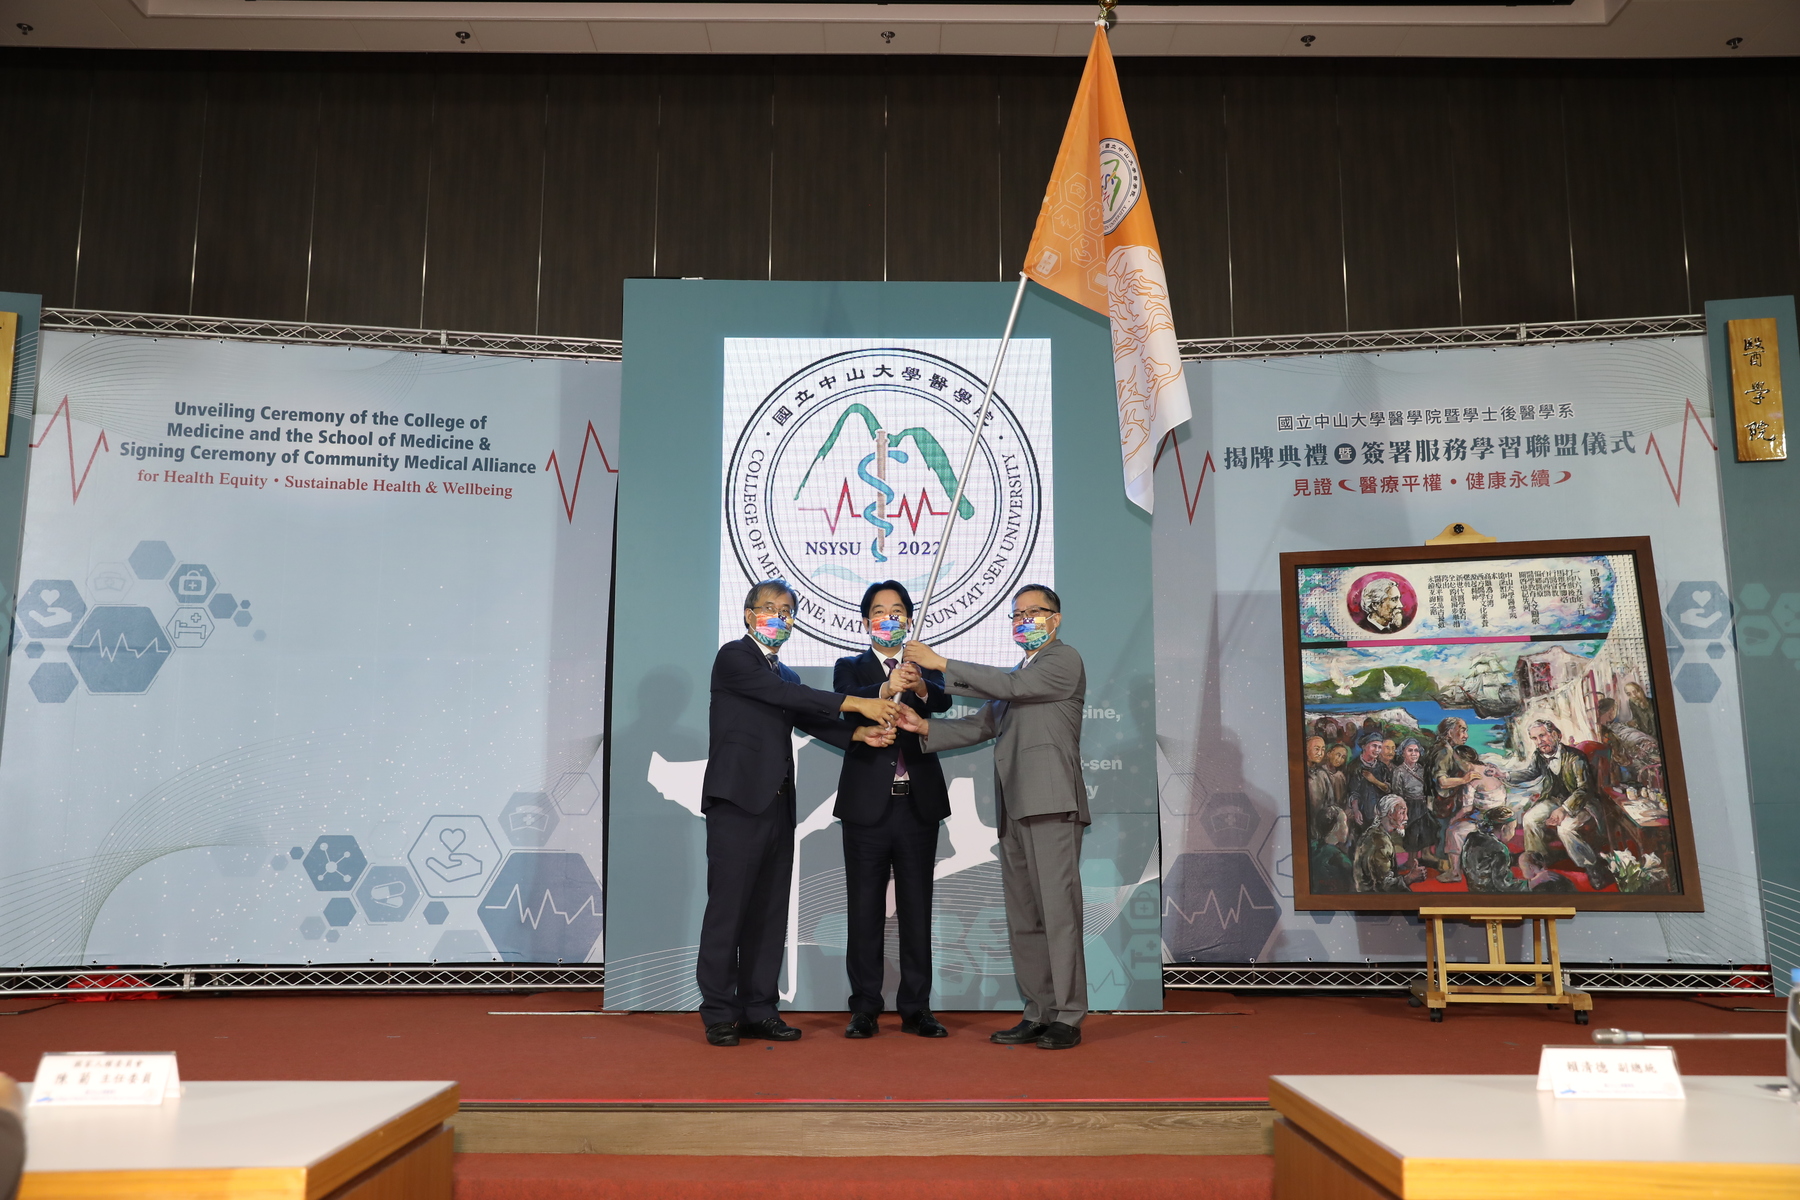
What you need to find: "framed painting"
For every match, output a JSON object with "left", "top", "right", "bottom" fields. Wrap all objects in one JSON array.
[{"left": 1281, "top": 537, "right": 1703, "bottom": 912}]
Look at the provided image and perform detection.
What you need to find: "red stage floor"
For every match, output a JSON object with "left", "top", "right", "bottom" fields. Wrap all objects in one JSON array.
[{"left": 0, "top": 989, "right": 1782, "bottom": 1102}]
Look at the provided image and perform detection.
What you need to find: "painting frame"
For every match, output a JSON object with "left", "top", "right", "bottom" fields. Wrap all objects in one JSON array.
[{"left": 1282, "top": 536, "right": 1704, "bottom": 913}]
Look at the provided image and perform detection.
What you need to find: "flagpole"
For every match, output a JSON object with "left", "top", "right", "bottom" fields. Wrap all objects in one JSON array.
[{"left": 915, "top": 270, "right": 1031, "bottom": 639}]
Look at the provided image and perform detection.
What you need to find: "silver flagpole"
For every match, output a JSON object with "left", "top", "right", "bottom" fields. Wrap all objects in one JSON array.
[{"left": 914, "top": 270, "right": 1031, "bottom": 639}]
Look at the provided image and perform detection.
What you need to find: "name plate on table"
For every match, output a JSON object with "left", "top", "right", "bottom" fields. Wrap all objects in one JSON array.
[
  {"left": 1536, "top": 1045, "right": 1684, "bottom": 1099},
  {"left": 30, "top": 1052, "right": 182, "bottom": 1106}
]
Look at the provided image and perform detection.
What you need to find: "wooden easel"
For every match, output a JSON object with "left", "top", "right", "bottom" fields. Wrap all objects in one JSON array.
[{"left": 1409, "top": 906, "right": 1593, "bottom": 1023}]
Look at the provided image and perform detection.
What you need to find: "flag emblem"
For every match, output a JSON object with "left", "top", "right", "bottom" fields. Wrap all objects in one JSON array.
[{"left": 1099, "top": 138, "right": 1141, "bottom": 234}]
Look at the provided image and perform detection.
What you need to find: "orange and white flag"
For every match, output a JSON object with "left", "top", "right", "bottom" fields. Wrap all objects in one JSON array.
[{"left": 1023, "top": 26, "right": 1190, "bottom": 513}]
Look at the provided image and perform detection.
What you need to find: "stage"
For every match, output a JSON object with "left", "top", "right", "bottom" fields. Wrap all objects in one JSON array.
[{"left": 3, "top": 986, "right": 1783, "bottom": 1198}]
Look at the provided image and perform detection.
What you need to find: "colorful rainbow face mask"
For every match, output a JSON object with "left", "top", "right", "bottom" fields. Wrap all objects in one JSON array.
[
  {"left": 1012, "top": 615, "right": 1052, "bottom": 651},
  {"left": 750, "top": 613, "right": 792, "bottom": 649},
  {"left": 870, "top": 616, "right": 909, "bottom": 650}
]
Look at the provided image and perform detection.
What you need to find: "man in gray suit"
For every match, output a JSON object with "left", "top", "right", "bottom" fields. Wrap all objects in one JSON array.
[{"left": 898, "top": 583, "right": 1088, "bottom": 1050}]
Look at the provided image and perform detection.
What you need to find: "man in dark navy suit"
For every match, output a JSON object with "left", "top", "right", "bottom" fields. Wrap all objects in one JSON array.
[
  {"left": 833, "top": 581, "right": 955, "bottom": 1040},
  {"left": 697, "top": 579, "right": 899, "bottom": 1048}
]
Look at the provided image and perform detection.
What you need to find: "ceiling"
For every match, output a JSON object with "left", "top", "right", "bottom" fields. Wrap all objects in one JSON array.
[{"left": 0, "top": 0, "right": 1791, "bottom": 57}]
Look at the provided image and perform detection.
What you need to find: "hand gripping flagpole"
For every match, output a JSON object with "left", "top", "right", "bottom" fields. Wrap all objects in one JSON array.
[{"left": 913, "top": 270, "right": 1030, "bottom": 639}]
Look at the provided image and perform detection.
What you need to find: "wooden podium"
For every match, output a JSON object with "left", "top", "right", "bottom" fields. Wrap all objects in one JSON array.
[{"left": 1408, "top": 905, "right": 1592, "bottom": 1023}]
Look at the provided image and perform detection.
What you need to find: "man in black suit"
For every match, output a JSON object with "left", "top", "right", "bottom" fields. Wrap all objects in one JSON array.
[
  {"left": 697, "top": 579, "right": 899, "bottom": 1048},
  {"left": 834, "top": 580, "right": 956, "bottom": 1040}
]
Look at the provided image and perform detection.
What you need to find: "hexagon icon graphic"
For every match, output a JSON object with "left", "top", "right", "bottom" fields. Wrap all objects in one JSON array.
[
  {"left": 299, "top": 915, "right": 326, "bottom": 941},
  {"left": 323, "top": 897, "right": 357, "bottom": 927},
  {"left": 499, "top": 791, "right": 558, "bottom": 847},
  {"left": 1673, "top": 662, "right": 1721, "bottom": 704},
  {"left": 1161, "top": 851, "right": 1282, "bottom": 962},
  {"left": 18, "top": 580, "right": 86, "bottom": 639},
  {"left": 208, "top": 592, "right": 238, "bottom": 620},
  {"left": 1739, "top": 582, "right": 1771, "bottom": 611},
  {"left": 302, "top": 835, "right": 369, "bottom": 891},
  {"left": 88, "top": 563, "right": 132, "bottom": 603},
  {"left": 408, "top": 815, "right": 500, "bottom": 898},
  {"left": 1200, "top": 791, "right": 1260, "bottom": 849},
  {"left": 129, "top": 541, "right": 176, "bottom": 580},
  {"left": 551, "top": 773, "right": 600, "bottom": 816},
  {"left": 23, "top": 643, "right": 42, "bottom": 660},
  {"left": 355, "top": 865, "right": 421, "bottom": 923},
  {"left": 168, "top": 563, "right": 217, "bottom": 604},
  {"left": 477, "top": 851, "right": 603, "bottom": 962},
  {"left": 1665, "top": 581, "right": 1730, "bottom": 642},
  {"left": 1773, "top": 592, "right": 1800, "bottom": 635},
  {"left": 28, "top": 662, "right": 78, "bottom": 704},
  {"left": 68, "top": 607, "right": 173, "bottom": 694},
  {"left": 166, "top": 606, "right": 215, "bottom": 649},
  {"left": 422, "top": 901, "right": 449, "bottom": 926}
]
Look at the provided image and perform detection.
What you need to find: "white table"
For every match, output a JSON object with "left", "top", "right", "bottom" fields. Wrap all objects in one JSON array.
[
  {"left": 21, "top": 1080, "right": 458, "bottom": 1200},
  {"left": 1270, "top": 1074, "right": 1800, "bottom": 1199}
]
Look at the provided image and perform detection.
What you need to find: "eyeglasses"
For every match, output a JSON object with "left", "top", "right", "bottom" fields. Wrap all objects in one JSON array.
[
  {"left": 1008, "top": 606, "right": 1057, "bottom": 622},
  {"left": 751, "top": 604, "right": 795, "bottom": 619}
]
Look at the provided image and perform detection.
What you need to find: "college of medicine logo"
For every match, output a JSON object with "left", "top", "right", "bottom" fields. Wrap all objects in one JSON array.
[
  {"left": 725, "top": 347, "right": 1044, "bottom": 651},
  {"left": 1099, "top": 138, "right": 1142, "bottom": 234}
]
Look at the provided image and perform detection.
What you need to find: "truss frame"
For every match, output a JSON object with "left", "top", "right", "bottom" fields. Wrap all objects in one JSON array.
[
  {"left": 1177, "top": 313, "right": 1705, "bottom": 361},
  {"left": 1162, "top": 963, "right": 1771, "bottom": 993},
  {"left": 40, "top": 308, "right": 622, "bottom": 362}
]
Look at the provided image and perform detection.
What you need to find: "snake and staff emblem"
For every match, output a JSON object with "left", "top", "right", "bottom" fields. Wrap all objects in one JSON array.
[{"left": 790, "top": 403, "right": 973, "bottom": 563}]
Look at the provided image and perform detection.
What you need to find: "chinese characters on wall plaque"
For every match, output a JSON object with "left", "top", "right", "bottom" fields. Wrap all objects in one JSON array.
[{"left": 1727, "top": 316, "right": 1785, "bottom": 462}]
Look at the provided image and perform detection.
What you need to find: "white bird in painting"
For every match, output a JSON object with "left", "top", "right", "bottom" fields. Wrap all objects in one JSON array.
[
  {"left": 1379, "top": 671, "right": 1405, "bottom": 700},
  {"left": 1329, "top": 665, "right": 1354, "bottom": 695}
]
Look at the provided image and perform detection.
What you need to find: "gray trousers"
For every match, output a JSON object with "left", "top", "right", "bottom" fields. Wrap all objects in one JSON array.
[{"left": 1000, "top": 812, "right": 1087, "bottom": 1027}]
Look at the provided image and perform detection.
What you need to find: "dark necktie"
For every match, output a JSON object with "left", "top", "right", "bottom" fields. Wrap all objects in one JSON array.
[
  {"left": 884, "top": 658, "right": 909, "bottom": 780},
  {"left": 766, "top": 652, "right": 779, "bottom": 672}
]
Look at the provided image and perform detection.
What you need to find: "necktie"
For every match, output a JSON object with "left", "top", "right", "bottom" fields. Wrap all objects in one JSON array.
[
  {"left": 884, "top": 658, "right": 909, "bottom": 781},
  {"left": 766, "top": 653, "right": 778, "bottom": 672}
]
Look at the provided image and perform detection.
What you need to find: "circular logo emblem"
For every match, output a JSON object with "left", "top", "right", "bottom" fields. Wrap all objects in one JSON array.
[
  {"left": 1099, "top": 137, "right": 1142, "bottom": 235},
  {"left": 1346, "top": 571, "right": 1417, "bottom": 636},
  {"left": 725, "top": 348, "right": 1045, "bottom": 653}
]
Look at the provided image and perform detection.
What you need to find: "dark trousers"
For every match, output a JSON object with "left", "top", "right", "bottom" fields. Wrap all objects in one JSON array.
[
  {"left": 696, "top": 786, "right": 795, "bottom": 1028},
  {"left": 842, "top": 796, "right": 939, "bottom": 1016}
]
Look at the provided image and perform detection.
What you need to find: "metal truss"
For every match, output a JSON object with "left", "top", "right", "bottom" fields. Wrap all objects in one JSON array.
[
  {"left": 1178, "top": 313, "right": 1706, "bottom": 361},
  {"left": 1163, "top": 963, "right": 1772, "bottom": 994},
  {"left": 0, "top": 964, "right": 605, "bottom": 996},
  {"left": 0, "top": 961, "right": 1767, "bottom": 997},
  {"left": 40, "top": 309, "right": 622, "bottom": 362}
]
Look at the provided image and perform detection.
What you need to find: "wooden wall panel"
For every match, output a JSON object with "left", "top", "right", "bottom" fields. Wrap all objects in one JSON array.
[
  {"left": 1675, "top": 66, "right": 1800, "bottom": 308},
  {"left": 1447, "top": 70, "right": 1576, "bottom": 326},
  {"left": 420, "top": 64, "right": 548, "bottom": 334},
  {"left": 655, "top": 67, "right": 773, "bottom": 282},
  {"left": 1563, "top": 70, "right": 1690, "bottom": 320},
  {"left": 1223, "top": 66, "right": 1345, "bottom": 336},
  {"left": 886, "top": 63, "right": 1000, "bottom": 282},
  {"left": 998, "top": 60, "right": 1080, "bottom": 279},
  {"left": 0, "top": 61, "right": 89, "bottom": 307},
  {"left": 73, "top": 63, "right": 208, "bottom": 314},
  {"left": 1119, "top": 63, "right": 1231, "bottom": 341},
  {"left": 536, "top": 61, "right": 658, "bottom": 340},
  {"left": 1337, "top": 68, "right": 1461, "bottom": 331},
  {"left": 190, "top": 62, "right": 320, "bottom": 323},
  {"left": 770, "top": 62, "right": 886, "bottom": 282},
  {"left": 306, "top": 61, "right": 434, "bottom": 328}
]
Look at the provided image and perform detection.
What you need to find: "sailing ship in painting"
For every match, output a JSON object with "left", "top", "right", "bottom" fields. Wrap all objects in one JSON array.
[{"left": 1295, "top": 554, "right": 1678, "bottom": 898}]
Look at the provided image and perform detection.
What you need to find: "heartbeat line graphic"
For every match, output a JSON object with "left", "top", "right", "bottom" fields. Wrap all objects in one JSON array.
[
  {"left": 1153, "top": 431, "right": 1215, "bottom": 523},
  {"left": 482, "top": 884, "right": 602, "bottom": 929},
  {"left": 1642, "top": 399, "right": 1717, "bottom": 506},
  {"left": 799, "top": 480, "right": 950, "bottom": 535},
  {"left": 69, "top": 630, "right": 170, "bottom": 660},
  {"left": 31, "top": 396, "right": 110, "bottom": 504},
  {"left": 544, "top": 421, "right": 618, "bottom": 522},
  {"left": 1164, "top": 885, "right": 1279, "bottom": 929}
]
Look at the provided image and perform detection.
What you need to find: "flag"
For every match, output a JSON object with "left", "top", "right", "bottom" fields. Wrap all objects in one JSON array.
[{"left": 1022, "top": 26, "right": 1190, "bottom": 513}]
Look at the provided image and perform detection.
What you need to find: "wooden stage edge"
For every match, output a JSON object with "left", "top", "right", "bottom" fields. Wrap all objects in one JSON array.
[{"left": 450, "top": 1100, "right": 1278, "bottom": 1157}]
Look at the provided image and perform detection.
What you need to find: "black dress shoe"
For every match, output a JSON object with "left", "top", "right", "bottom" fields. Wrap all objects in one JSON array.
[
  {"left": 739, "top": 1016, "right": 803, "bottom": 1041},
  {"left": 705, "top": 1022, "right": 740, "bottom": 1047},
  {"left": 845, "top": 1012, "right": 879, "bottom": 1039},
  {"left": 989, "top": 1019, "right": 1050, "bottom": 1045},
  {"left": 901, "top": 1010, "right": 948, "bottom": 1038},
  {"left": 1036, "top": 1021, "right": 1081, "bottom": 1049}
]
